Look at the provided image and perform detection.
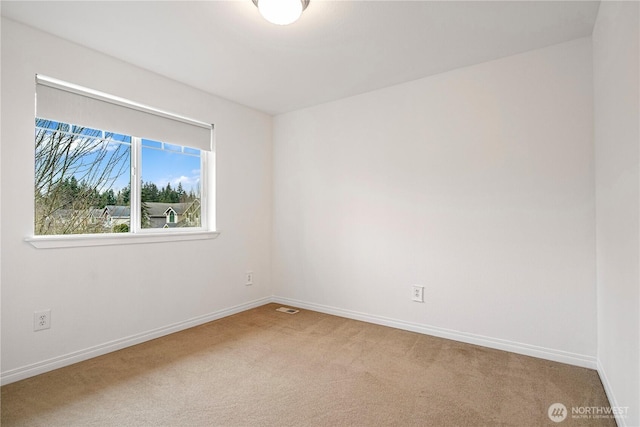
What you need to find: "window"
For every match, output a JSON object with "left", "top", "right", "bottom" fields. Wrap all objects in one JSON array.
[
  {"left": 141, "top": 140, "right": 201, "bottom": 230},
  {"left": 33, "top": 75, "right": 214, "bottom": 240}
]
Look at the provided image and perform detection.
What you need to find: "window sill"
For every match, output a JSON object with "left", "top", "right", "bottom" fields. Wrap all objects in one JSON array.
[{"left": 25, "top": 230, "right": 220, "bottom": 249}]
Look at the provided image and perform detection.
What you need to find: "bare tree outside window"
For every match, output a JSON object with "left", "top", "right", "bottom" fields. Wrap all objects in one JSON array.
[{"left": 34, "top": 119, "right": 130, "bottom": 235}]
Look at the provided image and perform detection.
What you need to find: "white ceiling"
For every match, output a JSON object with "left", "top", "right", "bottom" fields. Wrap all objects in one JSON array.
[{"left": 2, "top": 1, "right": 600, "bottom": 115}]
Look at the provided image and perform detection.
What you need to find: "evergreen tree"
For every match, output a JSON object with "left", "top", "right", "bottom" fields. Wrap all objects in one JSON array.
[
  {"left": 176, "top": 182, "right": 186, "bottom": 203},
  {"left": 101, "top": 189, "right": 116, "bottom": 207},
  {"left": 159, "top": 182, "right": 180, "bottom": 203},
  {"left": 141, "top": 181, "right": 160, "bottom": 202},
  {"left": 116, "top": 184, "right": 130, "bottom": 205}
]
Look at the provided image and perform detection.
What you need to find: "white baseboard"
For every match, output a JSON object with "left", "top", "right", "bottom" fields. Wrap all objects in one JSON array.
[
  {"left": 597, "top": 359, "right": 627, "bottom": 427},
  {"left": 0, "top": 297, "right": 271, "bottom": 386},
  {"left": 272, "top": 296, "right": 598, "bottom": 369},
  {"left": 1, "top": 295, "right": 598, "bottom": 387}
]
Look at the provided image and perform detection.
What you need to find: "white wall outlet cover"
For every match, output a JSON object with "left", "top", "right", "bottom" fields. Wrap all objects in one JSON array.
[
  {"left": 34, "top": 309, "right": 51, "bottom": 331},
  {"left": 412, "top": 285, "right": 424, "bottom": 302}
]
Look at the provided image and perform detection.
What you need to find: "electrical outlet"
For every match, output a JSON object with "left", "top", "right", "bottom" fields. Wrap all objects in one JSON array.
[
  {"left": 246, "top": 271, "right": 253, "bottom": 286},
  {"left": 34, "top": 309, "right": 51, "bottom": 331},
  {"left": 412, "top": 285, "right": 424, "bottom": 303}
]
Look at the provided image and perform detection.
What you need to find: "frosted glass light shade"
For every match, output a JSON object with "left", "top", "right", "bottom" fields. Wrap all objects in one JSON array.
[{"left": 257, "top": 0, "right": 304, "bottom": 25}]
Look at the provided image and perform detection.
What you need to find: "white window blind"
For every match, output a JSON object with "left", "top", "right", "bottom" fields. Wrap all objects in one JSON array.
[{"left": 35, "top": 75, "right": 213, "bottom": 151}]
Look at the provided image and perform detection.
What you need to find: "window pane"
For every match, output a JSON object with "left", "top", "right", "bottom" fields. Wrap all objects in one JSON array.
[
  {"left": 183, "top": 147, "right": 201, "bottom": 156},
  {"left": 140, "top": 143, "right": 201, "bottom": 230},
  {"left": 72, "top": 125, "right": 102, "bottom": 137},
  {"left": 163, "top": 143, "right": 183, "bottom": 153},
  {"left": 105, "top": 132, "right": 131, "bottom": 143},
  {"left": 141, "top": 138, "right": 162, "bottom": 149},
  {"left": 35, "top": 118, "right": 131, "bottom": 235}
]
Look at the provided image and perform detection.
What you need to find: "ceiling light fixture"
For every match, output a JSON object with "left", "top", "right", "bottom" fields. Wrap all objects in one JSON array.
[{"left": 252, "top": 0, "right": 310, "bottom": 26}]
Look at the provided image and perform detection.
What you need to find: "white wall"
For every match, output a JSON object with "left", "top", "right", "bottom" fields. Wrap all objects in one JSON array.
[
  {"left": 593, "top": 2, "right": 640, "bottom": 426},
  {"left": 1, "top": 18, "right": 273, "bottom": 383},
  {"left": 3, "top": 8, "right": 637, "bottom": 421},
  {"left": 273, "top": 38, "right": 597, "bottom": 366}
]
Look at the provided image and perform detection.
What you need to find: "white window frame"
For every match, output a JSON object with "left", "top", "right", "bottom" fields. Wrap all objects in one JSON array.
[
  {"left": 27, "top": 76, "right": 219, "bottom": 249},
  {"left": 131, "top": 137, "right": 210, "bottom": 234}
]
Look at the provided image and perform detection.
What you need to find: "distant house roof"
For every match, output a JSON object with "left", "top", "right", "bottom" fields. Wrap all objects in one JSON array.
[
  {"left": 101, "top": 200, "right": 199, "bottom": 220},
  {"left": 90, "top": 208, "right": 104, "bottom": 218},
  {"left": 49, "top": 209, "right": 74, "bottom": 219},
  {"left": 145, "top": 202, "right": 195, "bottom": 217},
  {"left": 104, "top": 205, "right": 131, "bottom": 217}
]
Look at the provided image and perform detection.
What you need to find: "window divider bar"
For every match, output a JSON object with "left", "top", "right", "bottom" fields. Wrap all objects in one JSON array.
[{"left": 130, "top": 137, "right": 142, "bottom": 233}]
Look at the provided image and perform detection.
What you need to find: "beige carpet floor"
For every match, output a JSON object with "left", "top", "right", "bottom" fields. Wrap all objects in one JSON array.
[{"left": 1, "top": 303, "right": 615, "bottom": 426}]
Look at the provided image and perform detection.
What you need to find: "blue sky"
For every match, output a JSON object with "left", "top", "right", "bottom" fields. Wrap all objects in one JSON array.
[
  {"left": 35, "top": 119, "right": 201, "bottom": 196},
  {"left": 141, "top": 145, "right": 201, "bottom": 194},
  {"left": 109, "top": 143, "right": 201, "bottom": 194}
]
